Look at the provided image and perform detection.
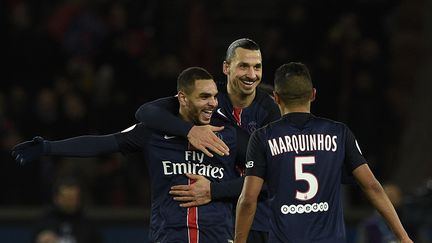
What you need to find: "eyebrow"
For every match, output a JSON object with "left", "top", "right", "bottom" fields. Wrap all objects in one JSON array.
[
  {"left": 239, "top": 62, "right": 262, "bottom": 67},
  {"left": 199, "top": 91, "right": 218, "bottom": 97}
]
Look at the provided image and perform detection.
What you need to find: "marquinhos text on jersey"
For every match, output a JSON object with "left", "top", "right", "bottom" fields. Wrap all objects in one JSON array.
[{"left": 268, "top": 134, "right": 337, "bottom": 156}]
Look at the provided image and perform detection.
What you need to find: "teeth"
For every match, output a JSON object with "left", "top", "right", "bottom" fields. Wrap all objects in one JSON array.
[{"left": 242, "top": 80, "right": 254, "bottom": 85}]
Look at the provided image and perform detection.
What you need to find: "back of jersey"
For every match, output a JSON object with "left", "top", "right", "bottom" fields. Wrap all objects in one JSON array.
[{"left": 246, "top": 113, "right": 363, "bottom": 243}]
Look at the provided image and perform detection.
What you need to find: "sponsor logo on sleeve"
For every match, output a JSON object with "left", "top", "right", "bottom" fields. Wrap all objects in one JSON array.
[{"left": 245, "top": 161, "right": 254, "bottom": 168}]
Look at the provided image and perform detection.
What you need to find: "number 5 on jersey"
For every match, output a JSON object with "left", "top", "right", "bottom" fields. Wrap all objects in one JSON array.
[{"left": 295, "top": 156, "right": 318, "bottom": 201}]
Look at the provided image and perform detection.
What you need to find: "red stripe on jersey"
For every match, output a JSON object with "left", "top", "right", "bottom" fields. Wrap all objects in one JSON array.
[
  {"left": 233, "top": 107, "right": 242, "bottom": 126},
  {"left": 187, "top": 179, "right": 199, "bottom": 243}
]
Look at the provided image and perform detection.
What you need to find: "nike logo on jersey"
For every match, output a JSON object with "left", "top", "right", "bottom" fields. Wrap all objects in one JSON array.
[
  {"left": 164, "top": 135, "right": 176, "bottom": 139},
  {"left": 217, "top": 108, "right": 227, "bottom": 119},
  {"left": 355, "top": 139, "right": 363, "bottom": 155}
]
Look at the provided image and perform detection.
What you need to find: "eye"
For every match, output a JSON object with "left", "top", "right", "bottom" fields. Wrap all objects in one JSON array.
[
  {"left": 200, "top": 93, "right": 212, "bottom": 100},
  {"left": 254, "top": 64, "right": 262, "bottom": 70},
  {"left": 239, "top": 63, "right": 249, "bottom": 69}
]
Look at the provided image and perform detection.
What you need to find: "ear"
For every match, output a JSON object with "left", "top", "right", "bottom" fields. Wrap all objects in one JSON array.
[
  {"left": 222, "top": 61, "right": 230, "bottom": 75},
  {"left": 311, "top": 88, "right": 316, "bottom": 102},
  {"left": 273, "top": 91, "right": 281, "bottom": 105},
  {"left": 178, "top": 91, "right": 187, "bottom": 106}
]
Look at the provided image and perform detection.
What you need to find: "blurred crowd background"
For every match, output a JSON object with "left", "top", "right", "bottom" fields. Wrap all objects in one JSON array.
[{"left": 1, "top": 0, "right": 431, "bottom": 242}]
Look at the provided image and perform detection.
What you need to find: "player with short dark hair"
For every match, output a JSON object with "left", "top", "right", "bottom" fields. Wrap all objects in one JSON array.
[
  {"left": 135, "top": 38, "right": 281, "bottom": 243},
  {"left": 234, "top": 62, "right": 413, "bottom": 243},
  {"left": 225, "top": 38, "right": 260, "bottom": 67},
  {"left": 12, "top": 67, "right": 245, "bottom": 243}
]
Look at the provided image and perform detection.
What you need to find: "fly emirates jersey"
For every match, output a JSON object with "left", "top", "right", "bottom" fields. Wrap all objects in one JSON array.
[
  {"left": 246, "top": 113, "right": 367, "bottom": 243},
  {"left": 114, "top": 119, "right": 239, "bottom": 243}
]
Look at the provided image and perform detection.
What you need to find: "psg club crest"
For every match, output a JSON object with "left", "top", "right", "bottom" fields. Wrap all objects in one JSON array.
[{"left": 247, "top": 121, "right": 257, "bottom": 133}]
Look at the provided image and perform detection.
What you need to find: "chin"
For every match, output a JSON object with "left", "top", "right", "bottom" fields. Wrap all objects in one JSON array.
[{"left": 241, "top": 88, "right": 255, "bottom": 95}]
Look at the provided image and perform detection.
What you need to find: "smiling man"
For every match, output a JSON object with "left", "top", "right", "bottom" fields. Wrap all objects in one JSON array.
[
  {"left": 12, "top": 67, "right": 245, "bottom": 243},
  {"left": 134, "top": 38, "right": 281, "bottom": 243}
]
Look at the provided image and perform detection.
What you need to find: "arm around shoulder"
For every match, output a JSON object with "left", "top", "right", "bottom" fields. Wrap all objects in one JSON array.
[{"left": 135, "top": 96, "right": 192, "bottom": 136}]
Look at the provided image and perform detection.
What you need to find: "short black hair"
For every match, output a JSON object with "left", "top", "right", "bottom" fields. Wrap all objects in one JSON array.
[
  {"left": 177, "top": 67, "right": 214, "bottom": 94},
  {"left": 225, "top": 38, "right": 260, "bottom": 63},
  {"left": 274, "top": 62, "right": 313, "bottom": 105}
]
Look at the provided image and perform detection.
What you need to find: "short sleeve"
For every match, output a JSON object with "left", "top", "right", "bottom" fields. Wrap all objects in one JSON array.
[
  {"left": 245, "top": 129, "right": 267, "bottom": 179},
  {"left": 344, "top": 126, "right": 367, "bottom": 172}
]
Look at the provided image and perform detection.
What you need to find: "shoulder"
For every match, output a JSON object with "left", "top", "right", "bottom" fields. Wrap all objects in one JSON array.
[
  {"left": 216, "top": 81, "right": 227, "bottom": 91},
  {"left": 116, "top": 123, "right": 154, "bottom": 141},
  {"left": 211, "top": 115, "right": 237, "bottom": 136},
  {"left": 255, "top": 88, "right": 276, "bottom": 105},
  {"left": 211, "top": 110, "right": 232, "bottom": 126},
  {"left": 250, "top": 119, "right": 280, "bottom": 139},
  {"left": 312, "top": 115, "right": 348, "bottom": 129}
]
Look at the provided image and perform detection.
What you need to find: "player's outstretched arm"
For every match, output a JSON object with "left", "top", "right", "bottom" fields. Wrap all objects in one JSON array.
[
  {"left": 353, "top": 164, "right": 413, "bottom": 243},
  {"left": 12, "top": 135, "right": 119, "bottom": 165},
  {"left": 135, "top": 97, "right": 229, "bottom": 157},
  {"left": 12, "top": 136, "right": 49, "bottom": 165},
  {"left": 234, "top": 176, "right": 263, "bottom": 243}
]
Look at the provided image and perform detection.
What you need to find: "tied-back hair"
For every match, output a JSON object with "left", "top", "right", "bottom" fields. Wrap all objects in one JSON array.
[
  {"left": 225, "top": 38, "right": 260, "bottom": 63},
  {"left": 274, "top": 62, "right": 313, "bottom": 105},
  {"left": 177, "top": 67, "right": 213, "bottom": 94}
]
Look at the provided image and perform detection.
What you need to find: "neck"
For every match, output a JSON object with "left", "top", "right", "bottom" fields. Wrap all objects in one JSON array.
[
  {"left": 178, "top": 108, "right": 192, "bottom": 123},
  {"left": 279, "top": 104, "right": 310, "bottom": 116},
  {"left": 227, "top": 86, "right": 256, "bottom": 108}
]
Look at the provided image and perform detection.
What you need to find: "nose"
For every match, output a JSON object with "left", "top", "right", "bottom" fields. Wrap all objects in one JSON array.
[
  {"left": 246, "top": 67, "right": 257, "bottom": 79},
  {"left": 208, "top": 96, "right": 218, "bottom": 107}
]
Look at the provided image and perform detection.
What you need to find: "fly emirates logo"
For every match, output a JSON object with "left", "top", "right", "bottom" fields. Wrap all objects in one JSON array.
[{"left": 162, "top": 151, "right": 224, "bottom": 179}]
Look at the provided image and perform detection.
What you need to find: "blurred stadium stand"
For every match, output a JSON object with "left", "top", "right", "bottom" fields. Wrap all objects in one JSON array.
[{"left": 1, "top": 0, "right": 431, "bottom": 242}]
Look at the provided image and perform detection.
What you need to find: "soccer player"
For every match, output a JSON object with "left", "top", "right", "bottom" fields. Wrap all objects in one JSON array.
[
  {"left": 12, "top": 67, "right": 245, "bottom": 243},
  {"left": 234, "top": 62, "right": 413, "bottom": 243},
  {"left": 135, "top": 38, "right": 281, "bottom": 242}
]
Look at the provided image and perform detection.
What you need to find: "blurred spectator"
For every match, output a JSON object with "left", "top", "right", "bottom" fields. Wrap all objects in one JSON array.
[
  {"left": 32, "top": 88, "right": 60, "bottom": 139},
  {"left": 35, "top": 230, "right": 59, "bottom": 243},
  {"left": 32, "top": 176, "right": 103, "bottom": 243}
]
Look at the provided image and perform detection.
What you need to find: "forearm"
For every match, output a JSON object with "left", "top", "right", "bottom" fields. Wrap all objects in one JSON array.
[
  {"left": 135, "top": 98, "right": 192, "bottom": 136},
  {"left": 139, "top": 108, "right": 191, "bottom": 136},
  {"left": 47, "top": 135, "right": 119, "bottom": 157},
  {"left": 361, "top": 179, "right": 409, "bottom": 240},
  {"left": 234, "top": 195, "right": 256, "bottom": 243},
  {"left": 211, "top": 177, "right": 244, "bottom": 200}
]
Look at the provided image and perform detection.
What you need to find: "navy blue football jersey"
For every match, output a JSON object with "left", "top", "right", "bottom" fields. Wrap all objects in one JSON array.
[
  {"left": 216, "top": 83, "right": 281, "bottom": 135},
  {"left": 115, "top": 119, "right": 240, "bottom": 243},
  {"left": 246, "top": 113, "right": 367, "bottom": 243},
  {"left": 216, "top": 83, "right": 281, "bottom": 233}
]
